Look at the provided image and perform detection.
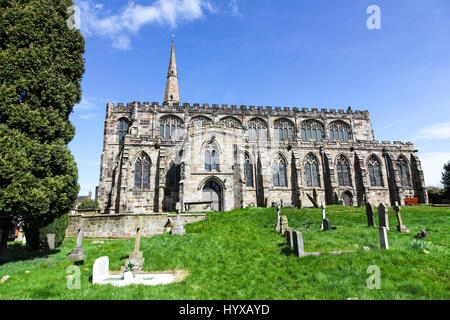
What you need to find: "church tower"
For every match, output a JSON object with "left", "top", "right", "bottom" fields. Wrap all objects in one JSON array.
[{"left": 163, "top": 39, "right": 180, "bottom": 105}]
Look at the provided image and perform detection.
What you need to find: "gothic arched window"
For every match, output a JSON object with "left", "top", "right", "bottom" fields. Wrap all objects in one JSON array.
[
  {"left": 160, "top": 115, "right": 183, "bottom": 140},
  {"left": 219, "top": 117, "right": 242, "bottom": 128},
  {"left": 247, "top": 118, "right": 268, "bottom": 141},
  {"left": 205, "top": 145, "right": 219, "bottom": 171},
  {"left": 190, "top": 116, "right": 212, "bottom": 127},
  {"left": 368, "top": 155, "right": 383, "bottom": 187},
  {"left": 397, "top": 157, "right": 411, "bottom": 187},
  {"left": 118, "top": 118, "right": 129, "bottom": 145},
  {"left": 329, "top": 121, "right": 351, "bottom": 142},
  {"left": 301, "top": 120, "right": 323, "bottom": 142},
  {"left": 245, "top": 153, "right": 254, "bottom": 187},
  {"left": 336, "top": 155, "right": 351, "bottom": 186},
  {"left": 273, "top": 154, "right": 287, "bottom": 187},
  {"left": 134, "top": 154, "right": 151, "bottom": 190},
  {"left": 305, "top": 154, "right": 320, "bottom": 187},
  {"left": 274, "top": 118, "right": 294, "bottom": 141}
]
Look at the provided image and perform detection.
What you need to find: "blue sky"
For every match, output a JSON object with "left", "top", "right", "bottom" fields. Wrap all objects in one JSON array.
[{"left": 69, "top": 0, "right": 450, "bottom": 196}]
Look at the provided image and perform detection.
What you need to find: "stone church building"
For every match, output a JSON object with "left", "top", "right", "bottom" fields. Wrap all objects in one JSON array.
[{"left": 95, "top": 41, "right": 428, "bottom": 214}]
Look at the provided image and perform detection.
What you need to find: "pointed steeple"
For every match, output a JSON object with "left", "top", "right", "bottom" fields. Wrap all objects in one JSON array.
[{"left": 163, "top": 39, "right": 180, "bottom": 105}]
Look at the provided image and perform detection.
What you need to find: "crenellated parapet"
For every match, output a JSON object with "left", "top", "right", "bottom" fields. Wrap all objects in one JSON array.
[{"left": 106, "top": 101, "right": 370, "bottom": 120}]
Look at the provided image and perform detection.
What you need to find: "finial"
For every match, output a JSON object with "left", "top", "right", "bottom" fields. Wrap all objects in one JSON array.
[{"left": 171, "top": 34, "right": 175, "bottom": 41}]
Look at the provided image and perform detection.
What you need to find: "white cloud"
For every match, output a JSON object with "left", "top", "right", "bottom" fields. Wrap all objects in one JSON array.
[
  {"left": 76, "top": 0, "right": 214, "bottom": 50},
  {"left": 417, "top": 121, "right": 450, "bottom": 139},
  {"left": 419, "top": 151, "right": 450, "bottom": 187},
  {"left": 74, "top": 96, "right": 98, "bottom": 111}
]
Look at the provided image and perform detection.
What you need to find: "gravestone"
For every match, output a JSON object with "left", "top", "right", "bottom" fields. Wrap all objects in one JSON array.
[
  {"left": 320, "top": 202, "right": 326, "bottom": 230},
  {"left": 175, "top": 202, "right": 181, "bottom": 214},
  {"left": 379, "top": 226, "right": 389, "bottom": 250},
  {"left": 124, "top": 216, "right": 145, "bottom": 270},
  {"left": 68, "top": 226, "right": 86, "bottom": 262},
  {"left": 292, "top": 231, "right": 305, "bottom": 257},
  {"left": 378, "top": 203, "right": 389, "bottom": 230},
  {"left": 322, "top": 218, "right": 332, "bottom": 231},
  {"left": 46, "top": 234, "right": 55, "bottom": 250},
  {"left": 415, "top": 230, "right": 428, "bottom": 239},
  {"left": 285, "top": 228, "right": 294, "bottom": 248},
  {"left": 172, "top": 214, "right": 186, "bottom": 236},
  {"left": 366, "top": 202, "right": 376, "bottom": 227},
  {"left": 394, "top": 202, "right": 410, "bottom": 233},
  {"left": 280, "top": 215, "right": 289, "bottom": 234},
  {"left": 275, "top": 204, "right": 281, "bottom": 232},
  {"left": 92, "top": 256, "right": 109, "bottom": 284}
]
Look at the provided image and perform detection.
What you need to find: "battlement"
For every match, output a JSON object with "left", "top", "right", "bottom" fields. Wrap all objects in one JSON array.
[{"left": 107, "top": 101, "right": 370, "bottom": 119}]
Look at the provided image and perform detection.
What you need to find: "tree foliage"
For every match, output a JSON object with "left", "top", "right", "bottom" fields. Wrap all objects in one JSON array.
[
  {"left": 442, "top": 161, "right": 450, "bottom": 195},
  {"left": 0, "top": 0, "right": 85, "bottom": 251},
  {"left": 77, "top": 199, "right": 100, "bottom": 210}
]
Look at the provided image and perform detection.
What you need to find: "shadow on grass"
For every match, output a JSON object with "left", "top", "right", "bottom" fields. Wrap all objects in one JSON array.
[
  {"left": 0, "top": 243, "right": 60, "bottom": 266},
  {"left": 280, "top": 246, "right": 294, "bottom": 256}
]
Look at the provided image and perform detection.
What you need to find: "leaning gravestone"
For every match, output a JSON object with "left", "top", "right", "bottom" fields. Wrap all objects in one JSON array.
[
  {"left": 292, "top": 231, "right": 305, "bottom": 257},
  {"left": 394, "top": 202, "right": 410, "bottom": 233},
  {"left": 124, "top": 216, "right": 145, "bottom": 270},
  {"left": 68, "top": 225, "right": 86, "bottom": 262},
  {"left": 379, "top": 226, "right": 389, "bottom": 250},
  {"left": 366, "top": 202, "right": 376, "bottom": 227},
  {"left": 378, "top": 203, "right": 389, "bottom": 230},
  {"left": 46, "top": 234, "right": 55, "bottom": 250}
]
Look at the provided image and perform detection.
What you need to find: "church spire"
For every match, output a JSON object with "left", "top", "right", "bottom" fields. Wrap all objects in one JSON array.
[{"left": 163, "top": 38, "right": 180, "bottom": 105}]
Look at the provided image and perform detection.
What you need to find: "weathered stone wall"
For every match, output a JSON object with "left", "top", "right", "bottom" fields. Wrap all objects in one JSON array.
[{"left": 66, "top": 213, "right": 207, "bottom": 238}]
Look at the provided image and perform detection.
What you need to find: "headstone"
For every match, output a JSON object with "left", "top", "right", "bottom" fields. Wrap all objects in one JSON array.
[
  {"left": 275, "top": 204, "right": 281, "bottom": 232},
  {"left": 175, "top": 202, "right": 181, "bottom": 214},
  {"left": 46, "top": 234, "right": 55, "bottom": 250},
  {"left": 285, "top": 228, "right": 294, "bottom": 248},
  {"left": 292, "top": 231, "right": 305, "bottom": 257},
  {"left": 365, "top": 202, "right": 376, "bottom": 227},
  {"left": 92, "top": 256, "right": 109, "bottom": 284},
  {"left": 394, "top": 202, "right": 410, "bottom": 233},
  {"left": 379, "top": 226, "right": 389, "bottom": 250},
  {"left": 322, "top": 218, "right": 332, "bottom": 231},
  {"left": 320, "top": 202, "right": 326, "bottom": 230},
  {"left": 68, "top": 227, "right": 86, "bottom": 262},
  {"left": 377, "top": 203, "right": 389, "bottom": 230},
  {"left": 415, "top": 230, "right": 428, "bottom": 239},
  {"left": 280, "top": 215, "right": 289, "bottom": 234},
  {"left": 125, "top": 216, "right": 145, "bottom": 269},
  {"left": 172, "top": 214, "right": 186, "bottom": 236}
]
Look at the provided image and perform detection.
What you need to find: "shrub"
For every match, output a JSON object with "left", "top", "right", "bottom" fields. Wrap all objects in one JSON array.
[
  {"left": 24, "top": 213, "right": 69, "bottom": 250},
  {"left": 77, "top": 199, "right": 100, "bottom": 210}
]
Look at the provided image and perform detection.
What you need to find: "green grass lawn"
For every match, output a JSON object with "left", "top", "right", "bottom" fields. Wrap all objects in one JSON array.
[{"left": 0, "top": 205, "right": 449, "bottom": 300}]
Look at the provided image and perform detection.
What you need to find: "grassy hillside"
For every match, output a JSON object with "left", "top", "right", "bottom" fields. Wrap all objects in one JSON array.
[{"left": 0, "top": 205, "right": 448, "bottom": 300}]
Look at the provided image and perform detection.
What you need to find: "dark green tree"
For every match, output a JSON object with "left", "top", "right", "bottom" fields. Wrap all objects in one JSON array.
[
  {"left": 0, "top": 0, "right": 85, "bottom": 254},
  {"left": 442, "top": 161, "right": 450, "bottom": 196}
]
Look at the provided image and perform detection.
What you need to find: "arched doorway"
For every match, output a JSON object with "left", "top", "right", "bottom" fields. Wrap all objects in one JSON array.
[
  {"left": 342, "top": 191, "right": 354, "bottom": 206},
  {"left": 202, "top": 180, "right": 223, "bottom": 211}
]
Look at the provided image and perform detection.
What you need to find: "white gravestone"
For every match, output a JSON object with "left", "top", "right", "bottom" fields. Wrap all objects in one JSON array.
[{"left": 92, "top": 256, "right": 109, "bottom": 284}]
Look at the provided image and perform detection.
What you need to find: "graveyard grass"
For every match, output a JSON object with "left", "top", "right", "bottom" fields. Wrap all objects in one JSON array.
[{"left": 0, "top": 205, "right": 449, "bottom": 300}]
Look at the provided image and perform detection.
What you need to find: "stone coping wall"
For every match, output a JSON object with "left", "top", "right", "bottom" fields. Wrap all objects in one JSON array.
[{"left": 66, "top": 213, "right": 207, "bottom": 239}]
